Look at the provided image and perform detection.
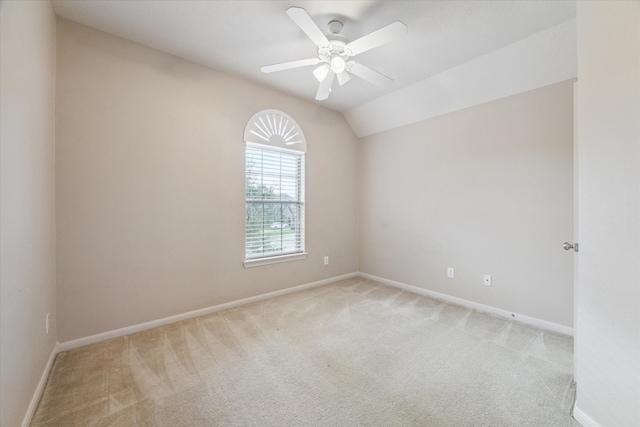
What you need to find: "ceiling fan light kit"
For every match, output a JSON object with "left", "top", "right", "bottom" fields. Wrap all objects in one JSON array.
[
  {"left": 313, "top": 64, "right": 329, "bottom": 82},
  {"left": 330, "top": 56, "right": 346, "bottom": 74},
  {"left": 261, "top": 7, "right": 407, "bottom": 101}
]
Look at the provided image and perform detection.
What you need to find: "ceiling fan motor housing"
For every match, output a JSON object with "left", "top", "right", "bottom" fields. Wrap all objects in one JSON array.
[
  {"left": 318, "top": 32, "right": 352, "bottom": 75},
  {"left": 319, "top": 35, "right": 348, "bottom": 60}
]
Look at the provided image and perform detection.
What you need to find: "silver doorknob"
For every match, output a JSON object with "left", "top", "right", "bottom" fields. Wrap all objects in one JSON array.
[{"left": 563, "top": 242, "right": 579, "bottom": 252}]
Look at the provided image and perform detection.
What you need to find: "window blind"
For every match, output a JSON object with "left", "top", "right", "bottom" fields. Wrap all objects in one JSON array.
[{"left": 245, "top": 144, "right": 305, "bottom": 260}]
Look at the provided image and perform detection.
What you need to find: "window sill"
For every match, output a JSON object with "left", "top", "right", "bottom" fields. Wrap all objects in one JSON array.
[{"left": 243, "top": 252, "right": 308, "bottom": 268}]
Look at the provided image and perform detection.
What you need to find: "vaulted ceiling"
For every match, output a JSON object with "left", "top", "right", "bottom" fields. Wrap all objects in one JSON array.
[{"left": 52, "top": 0, "right": 577, "bottom": 136}]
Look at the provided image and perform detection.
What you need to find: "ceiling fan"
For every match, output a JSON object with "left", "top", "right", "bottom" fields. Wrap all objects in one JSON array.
[{"left": 261, "top": 7, "right": 408, "bottom": 101}]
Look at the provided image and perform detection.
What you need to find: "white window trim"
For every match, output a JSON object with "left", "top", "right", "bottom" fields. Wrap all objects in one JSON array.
[
  {"left": 246, "top": 141, "right": 304, "bottom": 155},
  {"left": 243, "top": 252, "right": 308, "bottom": 268}
]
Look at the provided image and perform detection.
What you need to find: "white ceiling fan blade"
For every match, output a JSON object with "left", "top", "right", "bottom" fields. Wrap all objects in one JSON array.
[
  {"left": 337, "top": 71, "right": 351, "bottom": 86},
  {"left": 347, "top": 61, "right": 394, "bottom": 89},
  {"left": 261, "top": 58, "right": 320, "bottom": 73},
  {"left": 344, "top": 21, "right": 407, "bottom": 56},
  {"left": 316, "top": 71, "right": 335, "bottom": 100},
  {"left": 286, "top": 7, "right": 330, "bottom": 48}
]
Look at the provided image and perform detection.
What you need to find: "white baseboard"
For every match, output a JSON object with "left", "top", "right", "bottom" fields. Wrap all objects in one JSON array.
[
  {"left": 21, "top": 343, "right": 59, "bottom": 427},
  {"left": 573, "top": 402, "right": 600, "bottom": 427},
  {"left": 57, "top": 272, "right": 358, "bottom": 352},
  {"left": 358, "top": 272, "right": 574, "bottom": 336}
]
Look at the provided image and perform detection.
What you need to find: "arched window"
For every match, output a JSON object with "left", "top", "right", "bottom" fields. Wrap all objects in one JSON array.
[{"left": 243, "top": 110, "right": 307, "bottom": 267}]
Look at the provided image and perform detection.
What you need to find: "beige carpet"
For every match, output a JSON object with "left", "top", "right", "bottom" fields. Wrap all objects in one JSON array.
[{"left": 31, "top": 277, "right": 578, "bottom": 426}]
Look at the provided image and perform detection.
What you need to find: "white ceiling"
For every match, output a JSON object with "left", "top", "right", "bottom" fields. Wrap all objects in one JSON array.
[{"left": 51, "top": 1, "right": 576, "bottom": 115}]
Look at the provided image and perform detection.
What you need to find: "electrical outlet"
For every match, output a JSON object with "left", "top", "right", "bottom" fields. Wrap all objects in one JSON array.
[
  {"left": 447, "top": 268, "right": 455, "bottom": 278},
  {"left": 324, "top": 256, "right": 329, "bottom": 265},
  {"left": 483, "top": 274, "right": 492, "bottom": 286},
  {"left": 45, "top": 313, "right": 50, "bottom": 334}
]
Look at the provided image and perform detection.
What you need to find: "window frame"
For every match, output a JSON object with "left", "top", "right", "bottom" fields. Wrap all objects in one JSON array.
[{"left": 243, "top": 110, "right": 307, "bottom": 268}]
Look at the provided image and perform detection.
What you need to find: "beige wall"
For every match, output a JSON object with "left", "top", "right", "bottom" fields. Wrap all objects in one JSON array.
[
  {"left": 55, "top": 19, "right": 359, "bottom": 342},
  {"left": 574, "top": 1, "right": 640, "bottom": 425},
  {"left": 359, "top": 80, "right": 574, "bottom": 327},
  {"left": 0, "top": 1, "right": 58, "bottom": 426}
]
